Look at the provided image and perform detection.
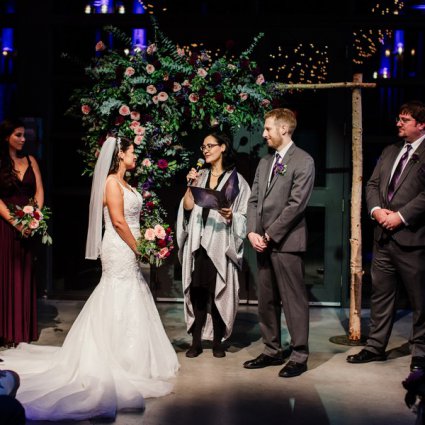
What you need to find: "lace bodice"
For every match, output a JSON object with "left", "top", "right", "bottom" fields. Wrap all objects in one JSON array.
[
  {"left": 101, "top": 183, "right": 143, "bottom": 279},
  {"left": 103, "top": 184, "right": 143, "bottom": 231}
]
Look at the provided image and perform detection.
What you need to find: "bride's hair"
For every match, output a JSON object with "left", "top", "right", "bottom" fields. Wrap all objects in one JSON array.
[{"left": 108, "top": 137, "right": 133, "bottom": 175}]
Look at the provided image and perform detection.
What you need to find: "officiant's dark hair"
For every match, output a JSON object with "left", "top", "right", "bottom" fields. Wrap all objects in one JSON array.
[
  {"left": 207, "top": 130, "right": 236, "bottom": 171},
  {"left": 108, "top": 136, "right": 133, "bottom": 175}
]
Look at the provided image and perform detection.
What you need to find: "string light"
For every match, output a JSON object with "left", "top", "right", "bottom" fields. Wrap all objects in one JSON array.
[
  {"left": 352, "top": 0, "right": 404, "bottom": 65},
  {"left": 268, "top": 43, "right": 329, "bottom": 84}
]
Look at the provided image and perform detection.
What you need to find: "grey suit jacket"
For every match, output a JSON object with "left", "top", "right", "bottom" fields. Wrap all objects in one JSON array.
[
  {"left": 366, "top": 139, "right": 425, "bottom": 247},
  {"left": 247, "top": 144, "right": 315, "bottom": 252}
]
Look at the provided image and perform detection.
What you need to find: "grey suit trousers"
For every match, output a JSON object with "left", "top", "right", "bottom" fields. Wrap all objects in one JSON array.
[{"left": 257, "top": 251, "right": 309, "bottom": 363}]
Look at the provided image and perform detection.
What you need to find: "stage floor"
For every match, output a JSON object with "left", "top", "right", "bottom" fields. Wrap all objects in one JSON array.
[{"left": 1, "top": 299, "right": 417, "bottom": 425}]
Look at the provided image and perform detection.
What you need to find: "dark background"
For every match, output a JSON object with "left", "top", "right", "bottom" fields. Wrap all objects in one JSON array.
[{"left": 1, "top": 0, "right": 425, "bottom": 305}]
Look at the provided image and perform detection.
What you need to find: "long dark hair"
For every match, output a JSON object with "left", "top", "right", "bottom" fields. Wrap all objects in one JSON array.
[
  {"left": 205, "top": 130, "right": 236, "bottom": 171},
  {"left": 0, "top": 118, "right": 25, "bottom": 191},
  {"left": 108, "top": 137, "right": 133, "bottom": 175}
]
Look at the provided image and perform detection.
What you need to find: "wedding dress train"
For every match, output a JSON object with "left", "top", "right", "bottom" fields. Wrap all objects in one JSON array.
[{"left": 1, "top": 184, "right": 179, "bottom": 420}]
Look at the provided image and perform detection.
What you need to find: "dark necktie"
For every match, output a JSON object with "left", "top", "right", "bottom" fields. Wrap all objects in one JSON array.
[{"left": 387, "top": 144, "right": 412, "bottom": 202}]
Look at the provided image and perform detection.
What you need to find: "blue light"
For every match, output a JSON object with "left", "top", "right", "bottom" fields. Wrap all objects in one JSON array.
[
  {"left": 133, "top": 0, "right": 145, "bottom": 14},
  {"left": 2, "top": 28, "right": 14, "bottom": 52},
  {"left": 133, "top": 29, "right": 146, "bottom": 50}
]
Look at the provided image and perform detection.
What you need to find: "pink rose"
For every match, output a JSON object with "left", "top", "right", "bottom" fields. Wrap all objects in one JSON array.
[
  {"left": 142, "top": 191, "right": 151, "bottom": 198},
  {"left": 23, "top": 205, "right": 34, "bottom": 214},
  {"left": 130, "top": 121, "right": 140, "bottom": 130},
  {"left": 189, "top": 93, "right": 199, "bottom": 103},
  {"left": 142, "top": 158, "right": 152, "bottom": 167},
  {"left": 261, "top": 99, "right": 271, "bottom": 107},
  {"left": 256, "top": 74, "right": 265, "bottom": 85},
  {"left": 182, "top": 79, "right": 191, "bottom": 87},
  {"left": 197, "top": 68, "right": 207, "bottom": 77},
  {"left": 152, "top": 95, "right": 159, "bottom": 105},
  {"left": 158, "top": 247, "right": 169, "bottom": 259},
  {"left": 154, "top": 224, "right": 166, "bottom": 240},
  {"left": 146, "top": 64, "right": 155, "bottom": 74},
  {"left": 81, "top": 105, "right": 91, "bottom": 115},
  {"left": 173, "top": 82, "right": 182, "bottom": 92},
  {"left": 176, "top": 47, "right": 185, "bottom": 57},
  {"left": 95, "top": 41, "right": 105, "bottom": 51},
  {"left": 125, "top": 67, "right": 135, "bottom": 77},
  {"left": 130, "top": 111, "right": 140, "bottom": 120},
  {"left": 134, "top": 135, "right": 144, "bottom": 145},
  {"left": 119, "top": 105, "right": 131, "bottom": 116},
  {"left": 239, "top": 93, "right": 248, "bottom": 101},
  {"left": 158, "top": 92, "right": 169, "bottom": 102},
  {"left": 163, "top": 73, "right": 169, "bottom": 81},
  {"left": 225, "top": 105, "right": 235, "bottom": 113},
  {"left": 134, "top": 126, "right": 146, "bottom": 135},
  {"left": 29, "top": 219, "right": 39, "bottom": 229},
  {"left": 144, "top": 228, "right": 155, "bottom": 241},
  {"left": 146, "top": 85, "right": 157, "bottom": 95}
]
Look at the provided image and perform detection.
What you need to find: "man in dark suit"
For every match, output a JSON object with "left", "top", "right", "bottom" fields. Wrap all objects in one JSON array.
[
  {"left": 347, "top": 100, "right": 425, "bottom": 370},
  {"left": 243, "top": 108, "right": 315, "bottom": 378}
]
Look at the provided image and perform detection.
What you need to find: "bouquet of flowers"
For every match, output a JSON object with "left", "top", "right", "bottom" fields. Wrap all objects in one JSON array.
[
  {"left": 137, "top": 222, "right": 174, "bottom": 267},
  {"left": 9, "top": 199, "right": 53, "bottom": 245}
]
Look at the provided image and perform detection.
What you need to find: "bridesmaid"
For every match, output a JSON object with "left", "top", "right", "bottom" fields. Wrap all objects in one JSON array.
[{"left": 0, "top": 118, "right": 45, "bottom": 347}]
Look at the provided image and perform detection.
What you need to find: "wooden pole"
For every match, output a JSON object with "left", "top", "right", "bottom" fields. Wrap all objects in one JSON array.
[
  {"left": 274, "top": 75, "right": 376, "bottom": 345},
  {"left": 348, "top": 73, "right": 364, "bottom": 342}
]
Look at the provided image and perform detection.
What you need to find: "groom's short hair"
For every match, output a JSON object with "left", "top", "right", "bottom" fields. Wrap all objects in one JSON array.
[{"left": 265, "top": 108, "right": 297, "bottom": 136}]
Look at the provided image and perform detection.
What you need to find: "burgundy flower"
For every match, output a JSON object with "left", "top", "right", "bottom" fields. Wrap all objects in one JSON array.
[
  {"left": 240, "top": 59, "right": 250, "bottom": 70},
  {"left": 157, "top": 159, "right": 168, "bottom": 169},
  {"left": 211, "top": 72, "right": 222, "bottom": 84},
  {"left": 141, "top": 114, "right": 154, "bottom": 123},
  {"left": 157, "top": 239, "right": 167, "bottom": 248},
  {"left": 114, "top": 115, "right": 125, "bottom": 126},
  {"left": 214, "top": 93, "right": 224, "bottom": 102}
]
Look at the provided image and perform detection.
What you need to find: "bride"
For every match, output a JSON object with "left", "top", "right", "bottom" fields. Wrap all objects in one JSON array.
[{"left": 0, "top": 136, "right": 179, "bottom": 420}]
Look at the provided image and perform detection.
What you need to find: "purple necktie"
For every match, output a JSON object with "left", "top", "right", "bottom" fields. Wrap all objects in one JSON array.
[
  {"left": 387, "top": 144, "right": 412, "bottom": 202},
  {"left": 272, "top": 153, "right": 281, "bottom": 175},
  {"left": 269, "top": 153, "right": 281, "bottom": 185}
]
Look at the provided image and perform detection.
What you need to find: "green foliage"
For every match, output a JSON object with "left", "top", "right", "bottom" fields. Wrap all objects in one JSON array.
[{"left": 67, "top": 20, "right": 273, "bottom": 265}]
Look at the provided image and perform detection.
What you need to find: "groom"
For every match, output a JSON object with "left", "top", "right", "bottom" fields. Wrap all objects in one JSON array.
[{"left": 244, "top": 108, "right": 315, "bottom": 377}]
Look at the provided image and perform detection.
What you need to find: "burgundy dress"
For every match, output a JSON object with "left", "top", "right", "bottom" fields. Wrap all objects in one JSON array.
[{"left": 0, "top": 157, "right": 38, "bottom": 344}]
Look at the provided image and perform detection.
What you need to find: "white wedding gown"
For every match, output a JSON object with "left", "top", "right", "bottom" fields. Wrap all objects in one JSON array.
[{"left": 1, "top": 184, "right": 179, "bottom": 421}]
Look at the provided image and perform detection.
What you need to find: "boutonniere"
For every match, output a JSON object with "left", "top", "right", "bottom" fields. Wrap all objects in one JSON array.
[
  {"left": 411, "top": 153, "right": 420, "bottom": 163},
  {"left": 275, "top": 163, "right": 288, "bottom": 176}
]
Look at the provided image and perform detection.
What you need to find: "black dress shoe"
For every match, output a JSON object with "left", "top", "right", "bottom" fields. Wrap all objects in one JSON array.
[
  {"left": 186, "top": 346, "right": 203, "bottom": 358},
  {"left": 213, "top": 346, "right": 226, "bottom": 358},
  {"left": 346, "top": 349, "right": 386, "bottom": 364},
  {"left": 278, "top": 361, "right": 307, "bottom": 378},
  {"left": 410, "top": 356, "right": 425, "bottom": 371},
  {"left": 243, "top": 354, "right": 283, "bottom": 369}
]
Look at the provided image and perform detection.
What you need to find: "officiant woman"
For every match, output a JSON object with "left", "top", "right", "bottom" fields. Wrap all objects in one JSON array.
[
  {"left": 177, "top": 129, "right": 251, "bottom": 358},
  {"left": 0, "top": 118, "right": 45, "bottom": 347}
]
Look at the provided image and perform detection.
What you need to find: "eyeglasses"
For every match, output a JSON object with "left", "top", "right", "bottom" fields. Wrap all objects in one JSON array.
[
  {"left": 200, "top": 143, "right": 220, "bottom": 152},
  {"left": 396, "top": 116, "right": 415, "bottom": 124}
]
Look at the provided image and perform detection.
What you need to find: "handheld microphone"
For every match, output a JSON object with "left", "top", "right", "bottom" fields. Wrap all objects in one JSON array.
[{"left": 187, "top": 158, "right": 205, "bottom": 186}]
